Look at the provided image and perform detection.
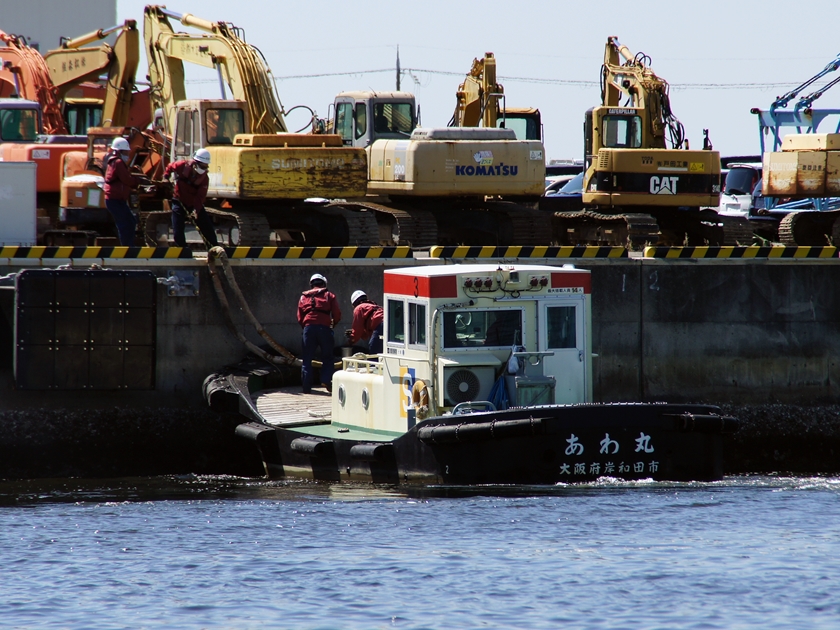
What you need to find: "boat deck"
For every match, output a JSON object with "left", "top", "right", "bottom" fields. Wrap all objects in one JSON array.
[{"left": 252, "top": 386, "right": 332, "bottom": 427}]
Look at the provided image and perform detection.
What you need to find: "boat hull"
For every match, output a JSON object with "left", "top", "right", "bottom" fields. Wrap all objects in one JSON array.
[{"left": 234, "top": 402, "right": 737, "bottom": 485}]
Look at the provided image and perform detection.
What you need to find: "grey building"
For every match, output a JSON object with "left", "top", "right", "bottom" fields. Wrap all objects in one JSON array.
[{"left": 1, "top": 0, "right": 117, "bottom": 51}]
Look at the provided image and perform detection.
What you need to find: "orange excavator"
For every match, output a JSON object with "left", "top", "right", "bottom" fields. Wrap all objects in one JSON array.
[
  {"left": 0, "top": 21, "right": 157, "bottom": 244},
  {"left": 0, "top": 29, "right": 66, "bottom": 135}
]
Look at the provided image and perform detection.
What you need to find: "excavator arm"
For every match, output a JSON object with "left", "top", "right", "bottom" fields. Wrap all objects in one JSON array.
[
  {"left": 143, "top": 5, "right": 287, "bottom": 136},
  {"left": 601, "top": 36, "right": 683, "bottom": 149},
  {"left": 450, "top": 52, "right": 502, "bottom": 129},
  {"left": 44, "top": 20, "right": 140, "bottom": 128}
]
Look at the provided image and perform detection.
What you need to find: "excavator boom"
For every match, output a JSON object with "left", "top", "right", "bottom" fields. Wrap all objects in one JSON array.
[
  {"left": 144, "top": 5, "right": 287, "bottom": 136},
  {"left": 0, "top": 30, "right": 66, "bottom": 134},
  {"left": 44, "top": 20, "right": 141, "bottom": 128},
  {"left": 450, "top": 52, "right": 502, "bottom": 129}
]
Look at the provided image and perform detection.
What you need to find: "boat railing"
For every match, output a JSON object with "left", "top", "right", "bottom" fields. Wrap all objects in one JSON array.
[{"left": 341, "top": 355, "right": 384, "bottom": 375}]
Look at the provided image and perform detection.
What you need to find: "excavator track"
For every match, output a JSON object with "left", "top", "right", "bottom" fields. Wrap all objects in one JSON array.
[
  {"left": 484, "top": 201, "right": 554, "bottom": 246},
  {"left": 778, "top": 210, "right": 840, "bottom": 246},
  {"left": 324, "top": 203, "right": 381, "bottom": 245},
  {"left": 141, "top": 208, "right": 274, "bottom": 247},
  {"left": 337, "top": 201, "right": 438, "bottom": 247},
  {"left": 719, "top": 216, "right": 755, "bottom": 246},
  {"left": 552, "top": 209, "right": 660, "bottom": 249}
]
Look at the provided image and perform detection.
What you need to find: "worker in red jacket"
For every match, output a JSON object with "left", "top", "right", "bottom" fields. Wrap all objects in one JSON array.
[
  {"left": 163, "top": 148, "right": 219, "bottom": 248},
  {"left": 103, "top": 137, "right": 140, "bottom": 246},
  {"left": 297, "top": 273, "right": 342, "bottom": 393},
  {"left": 345, "top": 290, "right": 384, "bottom": 354}
]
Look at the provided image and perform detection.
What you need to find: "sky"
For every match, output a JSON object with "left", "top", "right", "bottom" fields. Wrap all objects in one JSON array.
[{"left": 117, "top": 0, "right": 840, "bottom": 162}]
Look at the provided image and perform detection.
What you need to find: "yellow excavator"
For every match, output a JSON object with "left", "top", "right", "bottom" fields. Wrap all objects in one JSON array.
[
  {"left": 550, "top": 36, "right": 744, "bottom": 247},
  {"left": 142, "top": 5, "right": 373, "bottom": 246},
  {"left": 449, "top": 51, "right": 542, "bottom": 142},
  {"left": 330, "top": 50, "right": 548, "bottom": 246},
  {"left": 45, "top": 19, "right": 151, "bottom": 132}
]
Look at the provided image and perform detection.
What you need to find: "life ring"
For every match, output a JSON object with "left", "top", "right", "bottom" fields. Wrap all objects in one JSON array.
[{"left": 411, "top": 380, "right": 430, "bottom": 419}]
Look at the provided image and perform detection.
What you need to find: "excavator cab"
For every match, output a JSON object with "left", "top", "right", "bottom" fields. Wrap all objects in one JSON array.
[
  {"left": 498, "top": 108, "right": 542, "bottom": 142},
  {"left": 0, "top": 99, "right": 40, "bottom": 142},
  {"left": 170, "top": 100, "right": 248, "bottom": 161},
  {"left": 333, "top": 92, "right": 416, "bottom": 148}
]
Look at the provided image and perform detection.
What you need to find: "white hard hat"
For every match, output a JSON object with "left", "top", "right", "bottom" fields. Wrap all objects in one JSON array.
[
  {"left": 351, "top": 290, "right": 366, "bottom": 305},
  {"left": 111, "top": 137, "right": 130, "bottom": 151},
  {"left": 193, "top": 148, "right": 211, "bottom": 165},
  {"left": 310, "top": 273, "right": 327, "bottom": 285}
]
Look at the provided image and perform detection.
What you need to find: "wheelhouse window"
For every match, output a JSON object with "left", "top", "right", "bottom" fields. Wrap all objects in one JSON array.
[
  {"left": 546, "top": 306, "right": 577, "bottom": 349},
  {"left": 443, "top": 309, "right": 522, "bottom": 348},
  {"left": 408, "top": 302, "right": 427, "bottom": 346},
  {"left": 603, "top": 114, "right": 642, "bottom": 148},
  {"left": 387, "top": 298, "right": 405, "bottom": 344}
]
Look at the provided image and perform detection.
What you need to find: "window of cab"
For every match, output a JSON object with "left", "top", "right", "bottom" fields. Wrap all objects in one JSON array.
[
  {"left": 603, "top": 114, "right": 642, "bottom": 148},
  {"left": 443, "top": 309, "right": 522, "bottom": 348},
  {"left": 205, "top": 108, "right": 244, "bottom": 145}
]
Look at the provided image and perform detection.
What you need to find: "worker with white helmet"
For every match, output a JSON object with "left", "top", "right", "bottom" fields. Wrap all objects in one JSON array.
[
  {"left": 345, "top": 289, "right": 384, "bottom": 355},
  {"left": 296, "top": 273, "right": 342, "bottom": 393},
  {"left": 162, "top": 148, "right": 218, "bottom": 248},
  {"left": 103, "top": 136, "right": 141, "bottom": 246}
]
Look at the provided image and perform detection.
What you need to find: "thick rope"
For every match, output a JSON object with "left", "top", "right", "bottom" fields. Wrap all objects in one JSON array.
[{"left": 207, "top": 246, "right": 341, "bottom": 370}]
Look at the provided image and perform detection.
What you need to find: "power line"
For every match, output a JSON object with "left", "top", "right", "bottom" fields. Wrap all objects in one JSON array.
[{"left": 185, "top": 66, "right": 825, "bottom": 92}]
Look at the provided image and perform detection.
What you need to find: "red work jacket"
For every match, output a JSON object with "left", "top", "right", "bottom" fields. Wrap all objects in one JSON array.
[
  {"left": 163, "top": 160, "right": 209, "bottom": 210},
  {"left": 297, "top": 287, "right": 341, "bottom": 328}
]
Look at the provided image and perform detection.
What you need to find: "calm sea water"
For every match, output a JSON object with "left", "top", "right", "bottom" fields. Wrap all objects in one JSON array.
[{"left": 0, "top": 475, "right": 838, "bottom": 629}]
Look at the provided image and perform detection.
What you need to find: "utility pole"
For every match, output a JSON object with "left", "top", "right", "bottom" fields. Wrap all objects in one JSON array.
[{"left": 396, "top": 46, "right": 401, "bottom": 91}]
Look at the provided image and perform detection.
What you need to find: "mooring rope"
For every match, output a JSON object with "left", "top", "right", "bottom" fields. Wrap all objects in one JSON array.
[{"left": 206, "top": 246, "right": 341, "bottom": 370}]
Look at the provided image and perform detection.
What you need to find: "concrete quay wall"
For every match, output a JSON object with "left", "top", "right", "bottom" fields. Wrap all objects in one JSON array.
[{"left": 1, "top": 256, "right": 839, "bottom": 409}]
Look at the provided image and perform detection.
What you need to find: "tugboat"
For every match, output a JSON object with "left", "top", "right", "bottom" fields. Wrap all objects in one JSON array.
[{"left": 209, "top": 263, "right": 738, "bottom": 484}]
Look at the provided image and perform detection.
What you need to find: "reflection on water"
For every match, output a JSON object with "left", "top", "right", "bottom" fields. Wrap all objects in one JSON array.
[
  {"left": 2, "top": 473, "right": 839, "bottom": 505},
  {"left": 1, "top": 475, "right": 839, "bottom": 628}
]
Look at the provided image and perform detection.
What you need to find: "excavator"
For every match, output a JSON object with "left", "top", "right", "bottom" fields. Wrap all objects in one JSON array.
[
  {"left": 753, "top": 52, "right": 840, "bottom": 245},
  {"left": 329, "top": 51, "right": 548, "bottom": 246},
  {"left": 0, "top": 30, "right": 66, "bottom": 135},
  {"left": 449, "top": 51, "right": 543, "bottom": 142},
  {"left": 44, "top": 19, "right": 151, "bottom": 132},
  {"left": 142, "top": 5, "right": 373, "bottom": 246},
  {"left": 549, "top": 36, "right": 742, "bottom": 247},
  {"left": 0, "top": 29, "right": 89, "bottom": 239},
  {"left": 0, "top": 20, "right": 160, "bottom": 244}
]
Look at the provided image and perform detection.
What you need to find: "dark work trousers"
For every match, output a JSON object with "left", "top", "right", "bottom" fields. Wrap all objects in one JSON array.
[
  {"left": 105, "top": 198, "right": 137, "bottom": 246},
  {"left": 171, "top": 199, "right": 219, "bottom": 248},
  {"left": 301, "top": 324, "right": 335, "bottom": 392},
  {"left": 369, "top": 322, "right": 384, "bottom": 354}
]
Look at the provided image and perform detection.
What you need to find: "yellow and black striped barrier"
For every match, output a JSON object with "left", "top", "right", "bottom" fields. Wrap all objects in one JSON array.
[
  {"left": 429, "top": 245, "right": 627, "bottom": 259},
  {"left": 224, "top": 246, "right": 412, "bottom": 259},
  {"left": 0, "top": 246, "right": 414, "bottom": 260},
  {"left": 0, "top": 246, "right": 193, "bottom": 259},
  {"left": 643, "top": 246, "right": 838, "bottom": 259}
]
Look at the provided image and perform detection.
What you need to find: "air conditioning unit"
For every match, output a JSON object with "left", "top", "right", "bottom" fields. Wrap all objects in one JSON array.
[{"left": 442, "top": 366, "right": 496, "bottom": 406}]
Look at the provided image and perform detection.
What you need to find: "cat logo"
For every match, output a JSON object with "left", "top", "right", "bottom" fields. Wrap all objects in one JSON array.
[{"left": 650, "top": 176, "right": 679, "bottom": 195}]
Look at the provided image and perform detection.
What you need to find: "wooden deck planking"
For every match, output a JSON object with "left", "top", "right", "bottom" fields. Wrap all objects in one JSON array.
[{"left": 252, "top": 386, "right": 333, "bottom": 427}]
